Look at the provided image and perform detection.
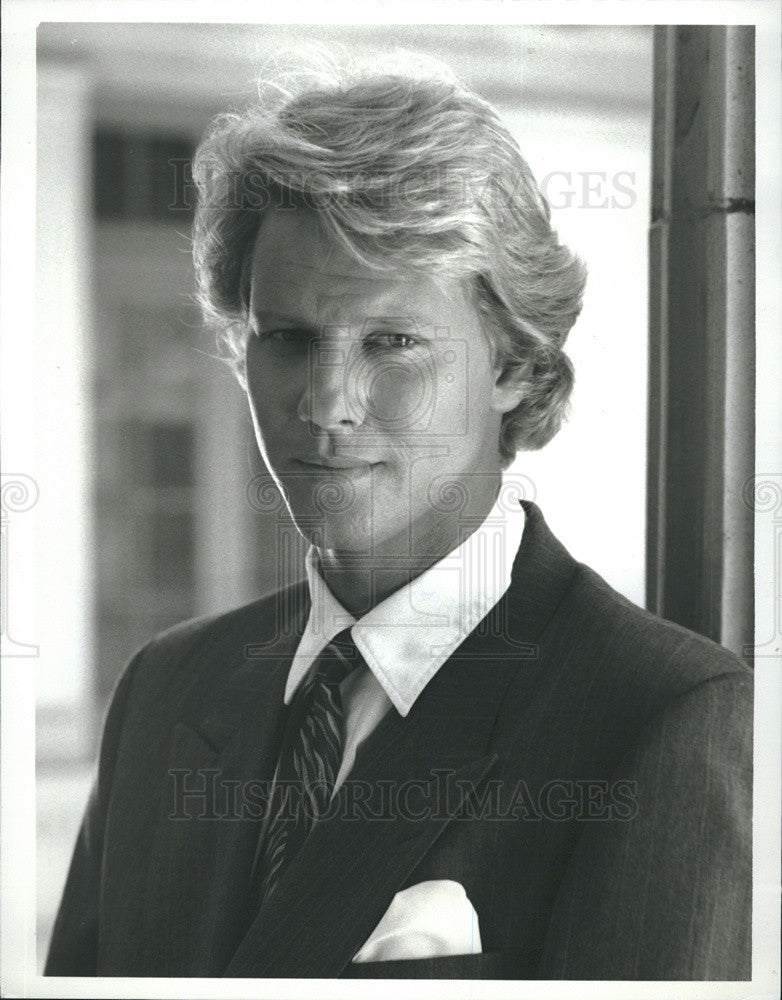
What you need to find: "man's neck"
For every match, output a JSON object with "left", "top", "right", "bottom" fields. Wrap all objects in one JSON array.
[{"left": 317, "top": 473, "right": 503, "bottom": 617}]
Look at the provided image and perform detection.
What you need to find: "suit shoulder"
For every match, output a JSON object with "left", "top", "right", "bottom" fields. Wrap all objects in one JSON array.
[
  {"left": 153, "top": 578, "right": 305, "bottom": 645},
  {"left": 118, "top": 580, "right": 309, "bottom": 700},
  {"left": 553, "top": 560, "right": 751, "bottom": 701}
]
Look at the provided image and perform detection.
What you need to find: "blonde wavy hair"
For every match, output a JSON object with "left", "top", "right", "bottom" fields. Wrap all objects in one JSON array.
[{"left": 192, "top": 48, "right": 587, "bottom": 459}]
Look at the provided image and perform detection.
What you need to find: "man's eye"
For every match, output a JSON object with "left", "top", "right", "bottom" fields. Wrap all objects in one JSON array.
[{"left": 365, "top": 333, "right": 417, "bottom": 351}]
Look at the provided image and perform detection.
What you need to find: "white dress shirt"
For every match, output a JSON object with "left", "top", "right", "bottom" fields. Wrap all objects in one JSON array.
[{"left": 284, "top": 481, "right": 527, "bottom": 793}]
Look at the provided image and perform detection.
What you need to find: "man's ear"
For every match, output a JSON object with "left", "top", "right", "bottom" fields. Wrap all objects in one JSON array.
[{"left": 491, "top": 362, "right": 527, "bottom": 415}]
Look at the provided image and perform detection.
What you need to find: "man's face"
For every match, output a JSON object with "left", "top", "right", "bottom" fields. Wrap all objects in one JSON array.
[{"left": 245, "top": 206, "right": 522, "bottom": 557}]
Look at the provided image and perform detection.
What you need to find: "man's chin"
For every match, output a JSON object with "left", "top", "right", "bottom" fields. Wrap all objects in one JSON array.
[{"left": 291, "top": 514, "right": 381, "bottom": 556}]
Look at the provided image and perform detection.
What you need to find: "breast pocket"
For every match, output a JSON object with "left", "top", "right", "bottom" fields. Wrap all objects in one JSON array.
[{"left": 341, "top": 950, "right": 505, "bottom": 979}]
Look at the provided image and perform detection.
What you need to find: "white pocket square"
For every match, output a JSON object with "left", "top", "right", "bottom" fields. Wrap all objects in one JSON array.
[{"left": 351, "top": 879, "right": 482, "bottom": 963}]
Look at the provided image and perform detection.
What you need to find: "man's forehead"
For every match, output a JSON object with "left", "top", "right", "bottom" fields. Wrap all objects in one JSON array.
[
  {"left": 254, "top": 261, "right": 401, "bottom": 292},
  {"left": 251, "top": 207, "right": 378, "bottom": 277},
  {"left": 249, "top": 256, "right": 441, "bottom": 321}
]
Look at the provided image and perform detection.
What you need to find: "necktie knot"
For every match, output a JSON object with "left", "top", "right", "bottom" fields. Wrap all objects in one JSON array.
[{"left": 313, "top": 627, "right": 361, "bottom": 688}]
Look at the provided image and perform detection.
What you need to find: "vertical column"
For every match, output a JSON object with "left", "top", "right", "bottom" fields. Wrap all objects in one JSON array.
[
  {"left": 35, "top": 60, "right": 96, "bottom": 731},
  {"left": 647, "top": 27, "right": 755, "bottom": 657},
  {"left": 720, "top": 28, "right": 756, "bottom": 657}
]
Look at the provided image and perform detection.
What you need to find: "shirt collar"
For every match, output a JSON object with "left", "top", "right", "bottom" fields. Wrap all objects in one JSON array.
[{"left": 285, "top": 478, "right": 526, "bottom": 716}]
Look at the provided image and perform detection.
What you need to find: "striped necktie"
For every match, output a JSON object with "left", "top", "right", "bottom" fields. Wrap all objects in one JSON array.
[{"left": 251, "top": 627, "right": 362, "bottom": 905}]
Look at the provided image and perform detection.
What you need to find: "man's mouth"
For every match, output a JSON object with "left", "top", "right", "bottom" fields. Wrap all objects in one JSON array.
[{"left": 292, "top": 458, "right": 379, "bottom": 478}]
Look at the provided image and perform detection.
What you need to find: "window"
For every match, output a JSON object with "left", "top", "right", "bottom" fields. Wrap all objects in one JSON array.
[{"left": 93, "top": 129, "right": 195, "bottom": 221}]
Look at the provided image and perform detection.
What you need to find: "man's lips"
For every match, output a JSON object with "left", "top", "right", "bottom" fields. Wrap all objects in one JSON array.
[
  {"left": 293, "top": 456, "right": 378, "bottom": 469},
  {"left": 291, "top": 458, "right": 380, "bottom": 475}
]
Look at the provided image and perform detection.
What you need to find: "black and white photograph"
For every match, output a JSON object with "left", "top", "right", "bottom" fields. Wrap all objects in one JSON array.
[{"left": 1, "top": 2, "right": 779, "bottom": 996}]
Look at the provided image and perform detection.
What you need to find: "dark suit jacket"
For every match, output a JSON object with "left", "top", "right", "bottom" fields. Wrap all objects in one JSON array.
[{"left": 45, "top": 502, "right": 752, "bottom": 979}]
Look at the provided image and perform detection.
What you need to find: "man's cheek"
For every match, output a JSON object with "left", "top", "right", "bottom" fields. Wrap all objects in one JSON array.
[
  {"left": 365, "top": 361, "right": 436, "bottom": 431},
  {"left": 251, "top": 394, "right": 293, "bottom": 434}
]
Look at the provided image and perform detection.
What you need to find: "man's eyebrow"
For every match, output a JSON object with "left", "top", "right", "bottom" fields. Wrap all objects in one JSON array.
[{"left": 253, "top": 308, "right": 434, "bottom": 331}]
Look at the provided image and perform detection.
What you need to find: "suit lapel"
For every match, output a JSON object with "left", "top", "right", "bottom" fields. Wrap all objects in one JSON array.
[{"left": 142, "top": 589, "right": 309, "bottom": 976}]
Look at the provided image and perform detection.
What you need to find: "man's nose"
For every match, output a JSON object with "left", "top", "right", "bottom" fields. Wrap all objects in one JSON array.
[{"left": 297, "top": 341, "right": 366, "bottom": 430}]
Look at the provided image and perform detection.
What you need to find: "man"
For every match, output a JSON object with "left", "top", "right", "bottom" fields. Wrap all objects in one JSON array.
[{"left": 46, "top": 55, "right": 752, "bottom": 980}]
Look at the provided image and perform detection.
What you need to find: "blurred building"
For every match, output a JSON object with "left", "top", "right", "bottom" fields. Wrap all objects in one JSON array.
[{"left": 35, "top": 22, "right": 652, "bottom": 969}]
